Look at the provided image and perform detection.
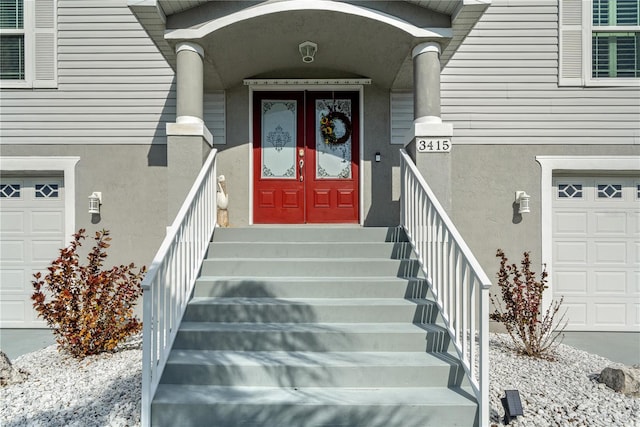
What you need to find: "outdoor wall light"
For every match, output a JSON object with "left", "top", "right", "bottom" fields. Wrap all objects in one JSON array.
[
  {"left": 299, "top": 41, "right": 317, "bottom": 63},
  {"left": 515, "top": 191, "right": 531, "bottom": 214},
  {"left": 88, "top": 192, "right": 102, "bottom": 215},
  {"left": 501, "top": 389, "right": 524, "bottom": 424}
]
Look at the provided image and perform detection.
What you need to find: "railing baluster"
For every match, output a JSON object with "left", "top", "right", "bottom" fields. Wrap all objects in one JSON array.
[
  {"left": 141, "top": 150, "right": 218, "bottom": 427},
  {"left": 399, "top": 149, "right": 491, "bottom": 427}
]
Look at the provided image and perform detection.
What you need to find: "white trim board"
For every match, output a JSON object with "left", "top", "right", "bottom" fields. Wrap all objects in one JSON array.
[
  {"left": 536, "top": 155, "right": 640, "bottom": 316},
  {"left": 0, "top": 156, "right": 80, "bottom": 246}
]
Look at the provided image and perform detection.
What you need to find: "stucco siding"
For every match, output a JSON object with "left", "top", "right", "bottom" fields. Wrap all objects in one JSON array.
[
  {"left": 441, "top": 0, "right": 640, "bottom": 145},
  {"left": 0, "top": 0, "right": 175, "bottom": 145}
]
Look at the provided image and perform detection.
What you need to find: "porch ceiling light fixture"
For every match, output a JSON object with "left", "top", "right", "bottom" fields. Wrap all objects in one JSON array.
[
  {"left": 299, "top": 41, "right": 317, "bottom": 63},
  {"left": 88, "top": 192, "right": 102, "bottom": 215},
  {"left": 515, "top": 191, "right": 531, "bottom": 214}
]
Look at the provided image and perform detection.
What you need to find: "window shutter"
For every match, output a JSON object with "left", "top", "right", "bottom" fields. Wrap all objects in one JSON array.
[
  {"left": 559, "top": 0, "right": 584, "bottom": 86},
  {"left": 390, "top": 91, "right": 413, "bottom": 145},
  {"left": 33, "top": 0, "right": 56, "bottom": 88},
  {"left": 204, "top": 92, "right": 226, "bottom": 145}
]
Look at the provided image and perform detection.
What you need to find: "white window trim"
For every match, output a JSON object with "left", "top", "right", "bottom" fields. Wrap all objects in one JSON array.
[
  {"left": 536, "top": 155, "right": 640, "bottom": 315},
  {"left": 584, "top": 0, "right": 640, "bottom": 87},
  {"left": 0, "top": 0, "right": 57, "bottom": 89},
  {"left": 0, "top": 156, "right": 79, "bottom": 244}
]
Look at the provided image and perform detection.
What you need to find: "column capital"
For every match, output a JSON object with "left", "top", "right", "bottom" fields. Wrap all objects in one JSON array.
[
  {"left": 176, "top": 41, "right": 204, "bottom": 58},
  {"left": 412, "top": 41, "right": 441, "bottom": 58}
]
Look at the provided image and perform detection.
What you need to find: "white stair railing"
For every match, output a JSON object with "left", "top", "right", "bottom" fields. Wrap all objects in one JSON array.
[
  {"left": 400, "top": 149, "right": 491, "bottom": 427},
  {"left": 141, "top": 149, "right": 218, "bottom": 427}
]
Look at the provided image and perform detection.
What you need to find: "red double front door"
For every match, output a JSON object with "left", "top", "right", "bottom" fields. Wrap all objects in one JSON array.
[{"left": 253, "top": 91, "right": 359, "bottom": 224}]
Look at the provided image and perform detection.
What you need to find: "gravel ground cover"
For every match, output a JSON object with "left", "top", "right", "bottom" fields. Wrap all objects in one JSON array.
[{"left": 1, "top": 333, "right": 638, "bottom": 427}]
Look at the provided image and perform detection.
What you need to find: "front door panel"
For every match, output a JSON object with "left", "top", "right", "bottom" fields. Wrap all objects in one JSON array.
[{"left": 253, "top": 91, "right": 359, "bottom": 224}]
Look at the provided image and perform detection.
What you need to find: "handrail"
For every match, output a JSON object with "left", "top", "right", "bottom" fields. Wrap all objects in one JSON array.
[
  {"left": 400, "top": 149, "right": 491, "bottom": 427},
  {"left": 141, "top": 149, "right": 218, "bottom": 427}
]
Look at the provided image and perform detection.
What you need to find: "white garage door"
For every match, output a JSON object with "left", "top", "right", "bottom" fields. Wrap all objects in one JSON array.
[
  {"left": 552, "top": 177, "right": 640, "bottom": 332},
  {"left": 0, "top": 177, "right": 66, "bottom": 328}
]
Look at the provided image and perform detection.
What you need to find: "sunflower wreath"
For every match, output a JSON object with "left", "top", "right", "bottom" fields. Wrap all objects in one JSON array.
[{"left": 320, "top": 110, "right": 352, "bottom": 145}]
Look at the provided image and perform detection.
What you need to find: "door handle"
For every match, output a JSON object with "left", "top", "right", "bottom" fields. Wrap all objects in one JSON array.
[{"left": 299, "top": 159, "right": 304, "bottom": 182}]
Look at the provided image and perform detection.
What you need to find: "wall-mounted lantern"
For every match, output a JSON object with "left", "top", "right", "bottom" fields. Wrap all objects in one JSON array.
[
  {"left": 299, "top": 41, "right": 317, "bottom": 63},
  {"left": 515, "top": 191, "right": 530, "bottom": 214},
  {"left": 88, "top": 192, "right": 102, "bottom": 215}
]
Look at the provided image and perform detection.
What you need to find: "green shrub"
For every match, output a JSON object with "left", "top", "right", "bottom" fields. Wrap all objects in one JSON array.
[
  {"left": 490, "top": 249, "right": 566, "bottom": 359},
  {"left": 32, "top": 229, "right": 145, "bottom": 358}
]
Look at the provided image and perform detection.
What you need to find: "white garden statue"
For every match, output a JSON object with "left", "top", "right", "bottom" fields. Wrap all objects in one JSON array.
[{"left": 217, "top": 175, "right": 229, "bottom": 227}]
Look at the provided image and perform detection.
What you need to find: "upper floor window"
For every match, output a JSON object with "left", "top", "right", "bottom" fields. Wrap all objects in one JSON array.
[
  {"left": 559, "top": 0, "right": 640, "bottom": 86},
  {"left": 0, "top": 0, "right": 56, "bottom": 88},
  {"left": 592, "top": 0, "right": 640, "bottom": 78},
  {"left": 0, "top": 0, "right": 24, "bottom": 79}
]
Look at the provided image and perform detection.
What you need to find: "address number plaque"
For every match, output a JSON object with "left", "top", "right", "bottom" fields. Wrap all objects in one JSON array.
[{"left": 417, "top": 139, "right": 451, "bottom": 153}]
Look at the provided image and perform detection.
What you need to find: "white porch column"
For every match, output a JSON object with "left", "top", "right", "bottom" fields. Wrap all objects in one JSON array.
[
  {"left": 413, "top": 42, "right": 442, "bottom": 123},
  {"left": 176, "top": 42, "right": 204, "bottom": 123},
  {"left": 166, "top": 41, "right": 211, "bottom": 221},
  {"left": 406, "top": 41, "right": 454, "bottom": 212}
]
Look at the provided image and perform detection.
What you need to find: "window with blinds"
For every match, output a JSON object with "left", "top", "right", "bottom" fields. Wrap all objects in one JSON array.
[
  {"left": 0, "top": 0, "right": 24, "bottom": 80},
  {"left": 592, "top": 0, "right": 640, "bottom": 78}
]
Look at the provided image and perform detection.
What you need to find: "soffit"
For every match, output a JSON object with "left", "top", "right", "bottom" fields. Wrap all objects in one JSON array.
[
  {"left": 128, "top": 0, "right": 490, "bottom": 89},
  {"left": 158, "top": 0, "right": 464, "bottom": 16}
]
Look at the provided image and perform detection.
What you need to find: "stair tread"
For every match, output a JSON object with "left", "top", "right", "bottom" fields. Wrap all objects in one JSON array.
[
  {"left": 188, "top": 297, "right": 435, "bottom": 306},
  {"left": 153, "top": 384, "right": 476, "bottom": 406},
  {"left": 179, "top": 322, "right": 446, "bottom": 333},
  {"left": 197, "top": 276, "right": 425, "bottom": 281},
  {"left": 166, "top": 350, "right": 461, "bottom": 367}
]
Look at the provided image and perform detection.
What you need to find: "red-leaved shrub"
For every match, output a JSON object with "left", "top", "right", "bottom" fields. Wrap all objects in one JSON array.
[
  {"left": 32, "top": 229, "right": 145, "bottom": 358},
  {"left": 490, "top": 249, "right": 566, "bottom": 359}
]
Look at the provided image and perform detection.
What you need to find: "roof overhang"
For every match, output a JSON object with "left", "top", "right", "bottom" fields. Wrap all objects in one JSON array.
[{"left": 128, "top": 0, "right": 491, "bottom": 89}]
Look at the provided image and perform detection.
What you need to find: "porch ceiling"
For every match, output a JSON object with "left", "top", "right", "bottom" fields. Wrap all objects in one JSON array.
[{"left": 128, "top": 0, "right": 491, "bottom": 90}]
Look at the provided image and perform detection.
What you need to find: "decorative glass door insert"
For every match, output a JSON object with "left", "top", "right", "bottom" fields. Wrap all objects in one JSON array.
[
  {"left": 261, "top": 100, "right": 297, "bottom": 178},
  {"left": 315, "top": 98, "right": 352, "bottom": 179}
]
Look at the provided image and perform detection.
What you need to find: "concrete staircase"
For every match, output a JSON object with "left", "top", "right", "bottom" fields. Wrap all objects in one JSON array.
[{"left": 151, "top": 227, "right": 478, "bottom": 427}]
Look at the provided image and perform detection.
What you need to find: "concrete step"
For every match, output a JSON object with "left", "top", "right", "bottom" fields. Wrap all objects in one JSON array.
[
  {"left": 161, "top": 350, "right": 467, "bottom": 388},
  {"left": 212, "top": 226, "right": 408, "bottom": 243},
  {"left": 182, "top": 297, "right": 442, "bottom": 324},
  {"left": 173, "top": 322, "right": 452, "bottom": 352},
  {"left": 206, "top": 241, "right": 415, "bottom": 259},
  {"left": 200, "top": 258, "right": 422, "bottom": 277},
  {"left": 151, "top": 385, "right": 478, "bottom": 427},
  {"left": 193, "top": 277, "right": 433, "bottom": 299}
]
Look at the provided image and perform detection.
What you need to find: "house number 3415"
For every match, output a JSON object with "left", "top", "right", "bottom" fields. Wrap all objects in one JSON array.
[{"left": 417, "top": 139, "right": 451, "bottom": 153}]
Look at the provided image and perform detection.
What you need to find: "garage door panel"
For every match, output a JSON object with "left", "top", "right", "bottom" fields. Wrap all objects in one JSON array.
[
  {"left": 555, "top": 241, "right": 588, "bottom": 264},
  {"left": 594, "top": 271, "right": 627, "bottom": 294},
  {"left": 563, "top": 303, "right": 587, "bottom": 326},
  {"left": 1, "top": 301, "right": 26, "bottom": 322},
  {"left": 32, "top": 240, "right": 64, "bottom": 263},
  {"left": 555, "top": 271, "right": 588, "bottom": 293},
  {"left": 30, "top": 211, "right": 64, "bottom": 233},
  {"left": 0, "top": 240, "right": 25, "bottom": 263},
  {"left": 554, "top": 212, "right": 588, "bottom": 235},
  {"left": 593, "top": 212, "right": 627, "bottom": 235},
  {"left": 594, "top": 304, "right": 626, "bottom": 326},
  {"left": 0, "top": 269, "right": 25, "bottom": 291},
  {"left": 0, "top": 211, "right": 25, "bottom": 233},
  {"left": 594, "top": 241, "right": 628, "bottom": 264},
  {"left": 633, "top": 212, "right": 640, "bottom": 235}
]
